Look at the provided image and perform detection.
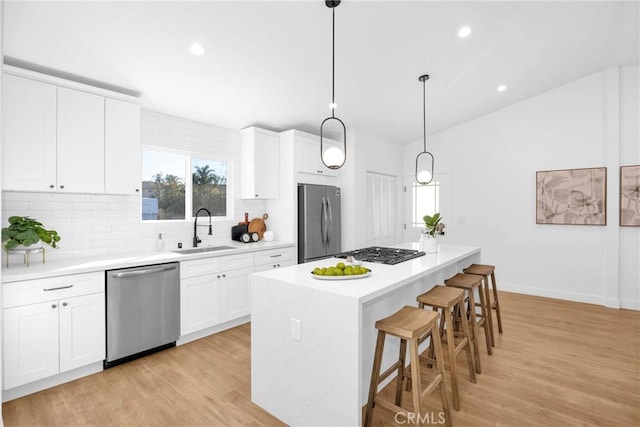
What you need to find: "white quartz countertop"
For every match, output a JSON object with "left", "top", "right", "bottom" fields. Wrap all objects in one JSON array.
[
  {"left": 2, "top": 241, "right": 294, "bottom": 283},
  {"left": 253, "top": 243, "right": 480, "bottom": 304}
]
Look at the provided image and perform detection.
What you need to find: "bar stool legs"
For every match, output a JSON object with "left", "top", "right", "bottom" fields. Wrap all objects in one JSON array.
[
  {"left": 416, "top": 286, "right": 476, "bottom": 411},
  {"left": 445, "top": 273, "right": 492, "bottom": 374},
  {"left": 364, "top": 306, "right": 452, "bottom": 427},
  {"left": 463, "top": 264, "right": 504, "bottom": 343}
]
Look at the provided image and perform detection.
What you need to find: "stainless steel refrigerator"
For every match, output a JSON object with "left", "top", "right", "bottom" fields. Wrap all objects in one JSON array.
[{"left": 298, "top": 184, "right": 342, "bottom": 263}]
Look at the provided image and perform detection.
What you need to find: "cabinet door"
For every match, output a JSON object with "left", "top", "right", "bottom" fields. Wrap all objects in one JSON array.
[
  {"left": 181, "top": 274, "right": 219, "bottom": 335},
  {"left": 57, "top": 87, "right": 105, "bottom": 193},
  {"left": 240, "top": 127, "right": 280, "bottom": 199},
  {"left": 105, "top": 98, "right": 141, "bottom": 194},
  {"left": 59, "top": 293, "right": 106, "bottom": 372},
  {"left": 3, "top": 301, "right": 59, "bottom": 389},
  {"left": 296, "top": 133, "right": 338, "bottom": 177},
  {"left": 219, "top": 268, "right": 252, "bottom": 321},
  {"left": 2, "top": 74, "right": 57, "bottom": 191}
]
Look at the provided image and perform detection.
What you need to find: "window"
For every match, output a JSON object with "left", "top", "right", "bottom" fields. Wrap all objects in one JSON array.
[
  {"left": 192, "top": 158, "right": 227, "bottom": 216},
  {"left": 141, "top": 148, "right": 231, "bottom": 221},
  {"left": 412, "top": 181, "right": 439, "bottom": 227}
]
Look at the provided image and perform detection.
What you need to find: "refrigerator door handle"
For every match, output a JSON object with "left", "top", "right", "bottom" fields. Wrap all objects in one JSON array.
[
  {"left": 326, "top": 197, "right": 332, "bottom": 247},
  {"left": 321, "top": 197, "right": 327, "bottom": 248}
]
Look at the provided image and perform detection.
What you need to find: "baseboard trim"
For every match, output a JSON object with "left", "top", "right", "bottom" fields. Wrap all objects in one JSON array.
[
  {"left": 2, "top": 362, "right": 103, "bottom": 402},
  {"left": 177, "top": 315, "right": 251, "bottom": 346},
  {"left": 499, "top": 283, "right": 606, "bottom": 307}
]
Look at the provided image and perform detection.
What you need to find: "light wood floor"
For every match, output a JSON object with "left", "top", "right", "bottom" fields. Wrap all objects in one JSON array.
[{"left": 2, "top": 291, "right": 639, "bottom": 426}]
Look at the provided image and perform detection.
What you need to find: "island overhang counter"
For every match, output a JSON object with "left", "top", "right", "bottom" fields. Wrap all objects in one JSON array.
[{"left": 250, "top": 243, "right": 480, "bottom": 426}]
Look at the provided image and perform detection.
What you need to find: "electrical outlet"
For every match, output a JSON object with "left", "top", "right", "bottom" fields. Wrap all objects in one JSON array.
[{"left": 291, "top": 318, "right": 301, "bottom": 341}]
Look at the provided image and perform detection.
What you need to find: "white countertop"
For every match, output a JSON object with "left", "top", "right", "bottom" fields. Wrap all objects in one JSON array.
[
  {"left": 2, "top": 240, "right": 294, "bottom": 283},
  {"left": 253, "top": 243, "right": 480, "bottom": 303}
]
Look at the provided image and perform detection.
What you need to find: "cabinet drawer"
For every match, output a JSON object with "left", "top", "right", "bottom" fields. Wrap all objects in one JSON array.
[
  {"left": 254, "top": 247, "right": 295, "bottom": 266},
  {"left": 3, "top": 272, "right": 105, "bottom": 308},
  {"left": 181, "top": 257, "right": 222, "bottom": 279},
  {"left": 181, "top": 253, "right": 253, "bottom": 278}
]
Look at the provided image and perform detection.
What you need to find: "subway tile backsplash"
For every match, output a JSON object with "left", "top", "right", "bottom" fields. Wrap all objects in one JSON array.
[{"left": 1, "top": 110, "right": 266, "bottom": 262}]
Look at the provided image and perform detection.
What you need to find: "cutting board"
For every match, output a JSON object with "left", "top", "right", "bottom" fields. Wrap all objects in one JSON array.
[{"left": 248, "top": 213, "right": 268, "bottom": 240}]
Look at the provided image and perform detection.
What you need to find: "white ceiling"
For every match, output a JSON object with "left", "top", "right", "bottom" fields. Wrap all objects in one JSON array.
[{"left": 3, "top": 1, "right": 639, "bottom": 144}]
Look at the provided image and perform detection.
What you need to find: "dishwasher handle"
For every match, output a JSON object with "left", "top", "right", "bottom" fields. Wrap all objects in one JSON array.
[{"left": 111, "top": 265, "right": 178, "bottom": 279}]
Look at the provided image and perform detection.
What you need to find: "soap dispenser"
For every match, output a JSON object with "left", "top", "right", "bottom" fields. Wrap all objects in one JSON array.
[{"left": 157, "top": 233, "right": 165, "bottom": 251}]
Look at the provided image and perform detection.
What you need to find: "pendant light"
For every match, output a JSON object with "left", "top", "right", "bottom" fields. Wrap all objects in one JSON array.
[
  {"left": 415, "top": 74, "right": 435, "bottom": 185},
  {"left": 320, "top": 0, "right": 347, "bottom": 170}
]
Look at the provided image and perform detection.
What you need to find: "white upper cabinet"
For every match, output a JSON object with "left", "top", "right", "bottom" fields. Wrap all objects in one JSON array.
[
  {"left": 105, "top": 98, "right": 141, "bottom": 194},
  {"left": 1, "top": 67, "right": 140, "bottom": 194},
  {"left": 296, "top": 132, "right": 338, "bottom": 177},
  {"left": 2, "top": 74, "right": 57, "bottom": 191},
  {"left": 56, "top": 87, "right": 105, "bottom": 193},
  {"left": 240, "top": 127, "right": 280, "bottom": 199}
]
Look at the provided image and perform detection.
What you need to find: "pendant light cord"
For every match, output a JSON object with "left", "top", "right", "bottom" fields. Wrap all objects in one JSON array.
[
  {"left": 422, "top": 77, "right": 427, "bottom": 152},
  {"left": 332, "top": 7, "right": 336, "bottom": 119}
]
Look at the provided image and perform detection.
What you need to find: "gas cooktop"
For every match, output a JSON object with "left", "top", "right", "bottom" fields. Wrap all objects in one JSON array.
[{"left": 335, "top": 247, "right": 425, "bottom": 265}]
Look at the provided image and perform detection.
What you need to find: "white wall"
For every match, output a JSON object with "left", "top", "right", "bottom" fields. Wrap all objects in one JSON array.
[
  {"left": 403, "top": 66, "right": 639, "bottom": 310},
  {"left": 341, "top": 130, "right": 404, "bottom": 252},
  {"left": 1, "top": 111, "right": 266, "bottom": 261}
]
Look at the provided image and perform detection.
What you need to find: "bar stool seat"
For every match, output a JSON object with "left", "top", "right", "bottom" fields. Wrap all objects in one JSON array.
[
  {"left": 364, "top": 306, "right": 452, "bottom": 427},
  {"left": 463, "top": 264, "right": 503, "bottom": 344},
  {"left": 416, "top": 285, "right": 476, "bottom": 411},
  {"left": 445, "top": 273, "right": 492, "bottom": 374}
]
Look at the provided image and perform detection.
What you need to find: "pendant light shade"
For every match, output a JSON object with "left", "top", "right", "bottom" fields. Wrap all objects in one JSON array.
[
  {"left": 415, "top": 74, "right": 434, "bottom": 185},
  {"left": 320, "top": 0, "right": 347, "bottom": 170}
]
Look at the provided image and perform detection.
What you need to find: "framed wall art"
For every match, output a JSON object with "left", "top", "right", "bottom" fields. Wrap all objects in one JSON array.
[
  {"left": 620, "top": 165, "right": 640, "bottom": 226},
  {"left": 536, "top": 167, "right": 607, "bottom": 225}
]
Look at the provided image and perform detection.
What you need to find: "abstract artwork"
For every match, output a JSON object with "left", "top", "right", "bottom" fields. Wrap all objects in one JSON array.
[
  {"left": 536, "top": 167, "right": 606, "bottom": 225},
  {"left": 620, "top": 165, "right": 640, "bottom": 226}
]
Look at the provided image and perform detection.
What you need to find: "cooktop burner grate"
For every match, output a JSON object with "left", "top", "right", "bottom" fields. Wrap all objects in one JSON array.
[{"left": 335, "top": 247, "right": 425, "bottom": 265}]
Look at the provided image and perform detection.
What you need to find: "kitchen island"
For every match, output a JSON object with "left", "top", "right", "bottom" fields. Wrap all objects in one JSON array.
[{"left": 250, "top": 243, "right": 480, "bottom": 426}]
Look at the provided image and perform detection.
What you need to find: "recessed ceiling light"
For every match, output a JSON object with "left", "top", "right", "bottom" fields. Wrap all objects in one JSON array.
[
  {"left": 497, "top": 85, "right": 507, "bottom": 92},
  {"left": 189, "top": 43, "right": 205, "bottom": 56},
  {"left": 458, "top": 27, "right": 471, "bottom": 38}
]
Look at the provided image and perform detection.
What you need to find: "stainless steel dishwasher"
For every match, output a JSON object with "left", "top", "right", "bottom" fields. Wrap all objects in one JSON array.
[{"left": 105, "top": 262, "right": 180, "bottom": 368}]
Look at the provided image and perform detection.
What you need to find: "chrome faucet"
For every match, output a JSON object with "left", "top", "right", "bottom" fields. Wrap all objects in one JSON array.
[{"left": 193, "top": 207, "right": 213, "bottom": 247}]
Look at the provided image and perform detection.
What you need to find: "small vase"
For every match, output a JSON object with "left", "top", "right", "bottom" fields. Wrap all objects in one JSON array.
[{"left": 419, "top": 233, "right": 439, "bottom": 253}]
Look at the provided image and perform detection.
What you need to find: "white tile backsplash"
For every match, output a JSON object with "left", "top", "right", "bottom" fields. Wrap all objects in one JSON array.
[{"left": 2, "top": 110, "right": 266, "bottom": 261}]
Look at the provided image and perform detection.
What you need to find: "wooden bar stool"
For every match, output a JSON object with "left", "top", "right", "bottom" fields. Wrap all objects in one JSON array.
[
  {"left": 416, "top": 287, "right": 476, "bottom": 407},
  {"left": 463, "top": 264, "right": 503, "bottom": 346},
  {"left": 416, "top": 286, "right": 476, "bottom": 411},
  {"left": 364, "top": 306, "right": 452, "bottom": 427},
  {"left": 445, "top": 273, "right": 492, "bottom": 374}
]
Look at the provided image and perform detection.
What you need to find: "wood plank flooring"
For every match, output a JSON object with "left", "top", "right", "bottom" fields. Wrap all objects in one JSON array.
[{"left": 3, "top": 291, "right": 639, "bottom": 426}]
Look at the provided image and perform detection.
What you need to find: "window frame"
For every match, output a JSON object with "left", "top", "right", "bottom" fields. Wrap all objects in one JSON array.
[{"left": 141, "top": 145, "right": 234, "bottom": 222}]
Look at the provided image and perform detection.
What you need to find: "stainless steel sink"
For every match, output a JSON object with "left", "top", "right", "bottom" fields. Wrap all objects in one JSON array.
[{"left": 171, "top": 245, "right": 238, "bottom": 255}]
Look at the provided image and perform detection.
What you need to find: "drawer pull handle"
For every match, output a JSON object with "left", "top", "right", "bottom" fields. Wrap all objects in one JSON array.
[
  {"left": 62, "top": 302, "right": 68, "bottom": 307},
  {"left": 51, "top": 304, "right": 57, "bottom": 309},
  {"left": 269, "top": 254, "right": 282, "bottom": 258},
  {"left": 44, "top": 285, "right": 74, "bottom": 292}
]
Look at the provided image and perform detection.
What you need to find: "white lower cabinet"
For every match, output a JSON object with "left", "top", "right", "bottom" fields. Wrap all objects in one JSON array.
[
  {"left": 180, "top": 253, "right": 253, "bottom": 336},
  {"left": 3, "top": 272, "right": 105, "bottom": 390}
]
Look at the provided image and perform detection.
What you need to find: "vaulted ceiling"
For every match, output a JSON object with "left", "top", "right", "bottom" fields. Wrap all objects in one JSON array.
[{"left": 4, "top": 1, "right": 639, "bottom": 144}]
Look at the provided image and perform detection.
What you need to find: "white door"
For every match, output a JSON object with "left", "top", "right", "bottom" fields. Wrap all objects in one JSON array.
[
  {"left": 180, "top": 275, "right": 218, "bottom": 335},
  {"left": 221, "top": 268, "right": 252, "bottom": 320},
  {"left": 57, "top": 87, "right": 105, "bottom": 193},
  {"left": 3, "top": 301, "right": 59, "bottom": 389},
  {"left": 365, "top": 172, "right": 399, "bottom": 247},
  {"left": 59, "top": 293, "right": 106, "bottom": 372},
  {"left": 105, "top": 98, "right": 141, "bottom": 194},
  {"left": 2, "top": 74, "right": 57, "bottom": 191}
]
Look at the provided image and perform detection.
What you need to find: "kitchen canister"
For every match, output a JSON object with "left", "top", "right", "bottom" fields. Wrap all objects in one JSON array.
[{"left": 263, "top": 231, "right": 274, "bottom": 242}]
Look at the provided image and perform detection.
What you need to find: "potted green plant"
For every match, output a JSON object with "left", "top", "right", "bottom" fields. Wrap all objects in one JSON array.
[
  {"left": 420, "top": 213, "right": 445, "bottom": 253},
  {"left": 2, "top": 216, "right": 60, "bottom": 251}
]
